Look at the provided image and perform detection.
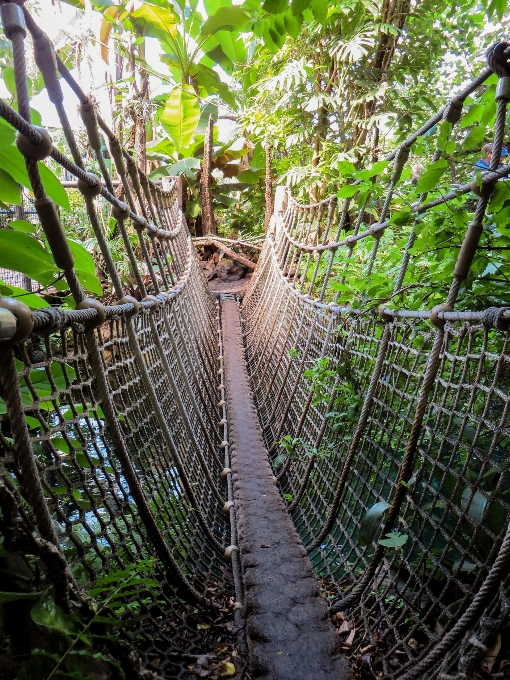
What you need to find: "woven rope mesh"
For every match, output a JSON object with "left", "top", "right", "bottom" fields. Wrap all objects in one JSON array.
[
  {"left": 0, "top": 7, "right": 240, "bottom": 678},
  {"left": 241, "top": 65, "right": 510, "bottom": 678},
  {"left": 1, "top": 5, "right": 510, "bottom": 679}
]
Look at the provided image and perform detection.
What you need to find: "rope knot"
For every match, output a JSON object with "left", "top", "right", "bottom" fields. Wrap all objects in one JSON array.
[
  {"left": 33, "top": 306, "right": 67, "bottom": 335},
  {"left": 481, "top": 306, "right": 510, "bottom": 331},
  {"left": 486, "top": 41, "right": 510, "bottom": 77}
]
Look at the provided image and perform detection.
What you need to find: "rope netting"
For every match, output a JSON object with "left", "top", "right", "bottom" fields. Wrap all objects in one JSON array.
[
  {"left": 242, "top": 47, "right": 510, "bottom": 679},
  {"left": 0, "top": 4, "right": 241, "bottom": 678}
]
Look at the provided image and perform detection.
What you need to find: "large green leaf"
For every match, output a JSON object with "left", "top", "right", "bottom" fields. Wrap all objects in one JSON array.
[
  {"left": 358, "top": 501, "right": 390, "bottom": 546},
  {"left": 196, "top": 103, "right": 219, "bottom": 135},
  {"left": 214, "top": 31, "right": 247, "bottom": 67},
  {"left": 8, "top": 219, "right": 37, "bottom": 233},
  {"left": 0, "top": 169, "right": 21, "bottom": 205},
  {"left": 415, "top": 158, "right": 449, "bottom": 193},
  {"left": 0, "top": 146, "right": 70, "bottom": 210},
  {"left": 130, "top": 3, "right": 178, "bottom": 42},
  {"left": 0, "top": 118, "right": 16, "bottom": 150},
  {"left": 200, "top": 6, "right": 250, "bottom": 37},
  {"left": 461, "top": 124, "right": 487, "bottom": 151},
  {"left": 0, "top": 230, "right": 59, "bottom": 285},
  {"left": 167, "top": 157, "right": 201, "bottom": 177},
  {"left": 310, "top": 0, "right": 327, "bottom": 23},
  {"left": 160, "top": 85, "right": 200, "bottom": 150},
  {"left": 67, "top": 240, "right": 97, "bottom": 276},
  {"left": 0, "top": 280, "right": 49, "bottom": 309},
  {"left": 0, "top": 591, "right": 41, "bottom": 604},
  {"left": 204, "top": 0, "right": 231, "bottom": 15},
  {"left": 38, "top": 163, "right": 71, "bottom": 211},
  {"left": 30, "top": 588, "right": 78, "bottom": 635},
  {"left": 192, "top": 63, "right": 236, "bottom": 107}
]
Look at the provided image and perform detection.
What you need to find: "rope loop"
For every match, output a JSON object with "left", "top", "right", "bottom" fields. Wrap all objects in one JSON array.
[
  {"left": 486, "top": 41, "right": 510, "bottom": 77},
  {"left": 481, "top": 306, "right": 510, "bottom": 330},
  {"left": 32, "top": 306, "right": 68, "bottom": 335}
]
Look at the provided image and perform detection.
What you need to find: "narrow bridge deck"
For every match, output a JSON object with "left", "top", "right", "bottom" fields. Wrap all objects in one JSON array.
[{"left": 221, "top": 297, "right": 349, "bottom": 679}]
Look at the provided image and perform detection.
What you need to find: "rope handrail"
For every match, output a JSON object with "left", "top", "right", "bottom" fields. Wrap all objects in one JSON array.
[
  {"left": 0, "top": 4, "right": 243, "bottom": 676},
  {"left": 242, "top": 42, "right": 510, "bottom": 679}
]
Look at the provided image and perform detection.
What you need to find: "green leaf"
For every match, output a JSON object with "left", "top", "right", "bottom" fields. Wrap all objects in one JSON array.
[
  {"left": 310, "top": 0, "right": 327, "bottom": 23},
  {"left": 415, "top": 158, "right": 448, "bottom": 193},
  {"left": 378, "top": 532, "right": 408, "bottom": 549},
  {"left": 337, "top": 185, "right": 358, "bottom": 198},
  {"left": 166, "top": 157, "right": 201, "bottom": 177},
  {"left": 196, "top": 103, "right": 219, "bottom": 136},
  {"left": 0, "top": 146, "right": 70, "bottom": 210},
  {"left": 192, "top": 63, "right": 236, "bottom": 107},
  {"left": 8, "top": 219, "right": 37, "bottom": 233},
  {"left": 460, "top": 102, "right": 483, "bottom": 129},
  {"left": 263, "top": 0, "right": 287, "bottom": 14},
  {"left": 0, "top": 282, "right": 49, "bottom": 309},
  {"left": 160, "top": 85, "right": 200, "bottom": 151},
  {"left": 290, "top": 0, "right": 310, "bottom": 15},
  {"left": 390, "top": 208, "right": 412, "bottom": 226},
  {"left": 2, "top": 67, "right": 16, "bottom": 95},
  {"left": 337, "top": 160, "right": 356, "bottom": 176},
  {"left": 437, "top": 120, "right": 452, "bottom": 152},
  {"left": 67, "top": 240, "right": 96, "bottom": 276},
  {"left": 358, "top": 501, "right": 390, "bottom": 546},
  {"left": 0, "top": 591, "right": 41, "bottom": 603},
  {"left": 51, "top": 436, "right": 81, "bottom": 454},
  {"left": 462, "top": 124, "right": 487, "bottom": 151},
  {"left": 31, "top": 588, "right": 77, "bottom": 635},
  {"left": 76, "top": 269, "right": 103, "bottom": 295},
  {"left": 200, "top": 6, "right": 250, "bottom": 36},
  {"left": 0, "top": 169, "right": 21, "bottom": 205},
  {"left": 130, "top": 4, "right": 177, "bottom": 42},
  {"left": 236, "top": 169, "right": 260, "bottom": 184},
  {"left": 0, "top": 230, "right": 59, "bottom": 285},
  {"left": 0, "top": 118, "right": 16, "bottom": 150},
  {"left": 38, "top": 163, "right": 71, "bottom": 211},
  {"left": 283, "top": 8, "right": 302, "bottom": 38}
]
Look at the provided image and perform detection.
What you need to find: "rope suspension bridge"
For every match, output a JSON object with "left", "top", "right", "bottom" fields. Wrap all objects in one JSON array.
[{"left": 0, "top": 4, "right": 510, "bottom": 678}]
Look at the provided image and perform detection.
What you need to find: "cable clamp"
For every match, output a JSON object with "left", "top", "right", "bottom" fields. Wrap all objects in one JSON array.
[
  {"left": 79, "top": 100, "right": 102, "bottom": 153},
  {"left": 16, "top": 125, "right": 53, "bottom": 161},
  {"left": 0, "top": 299, "right": 33, "bottom": 346},
  {"left": 33, "top": 32, "right": 62, "bottom": 105},
  {"left": 0, "top": 3, "right": 26, "bottom": 39},
  {"left": 76, "top": 298, "right": 106, "bottom": 329}
]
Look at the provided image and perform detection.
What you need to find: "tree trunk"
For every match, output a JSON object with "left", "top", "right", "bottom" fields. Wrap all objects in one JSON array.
[
  {"left": 264, "top": 136, "right": 273, "bottom": 232},
  {"left": 200, "top": 115, "right": 215, "bottom": 235}
]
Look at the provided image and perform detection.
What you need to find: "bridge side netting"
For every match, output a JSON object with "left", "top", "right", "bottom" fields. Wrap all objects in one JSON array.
[
  {"left": 242, "top": 52, "right": 510, "bottom": 679},
  {"left": 0, "top": 5, "right": 240, "bottom": 677}
]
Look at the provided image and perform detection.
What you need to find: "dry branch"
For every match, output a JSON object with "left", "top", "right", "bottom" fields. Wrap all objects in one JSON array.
[{"left": 193, "top": 238, "right": 257, "bottom": 269}]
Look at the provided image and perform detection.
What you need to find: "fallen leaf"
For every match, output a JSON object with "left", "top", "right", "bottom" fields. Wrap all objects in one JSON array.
[
  {"left": 223, "top": 661, "right": 236, "bottom": 676},
  {"left": 333, "top": 612, "right": 345, "bottom": 623},
  {"left": 408, "top": 638, "right": 419, "bottom": 651},
  {"left": 338, "top": 620, "right": 352, "bottom": 634},
  {"left": 360, "top": 645, "right": 376, "bottom": 655},
  {"left": 485, "top": 633, "right": 501, "bottom": 672},
  {"left": 197, "top": 623, "right": 211, "bottom": 630},
  {"left": 215, "top": 641, "right": 229, "bottom": 655},
  {"left": 345, "top": 628, "right": 356, "bottom": 646}
]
